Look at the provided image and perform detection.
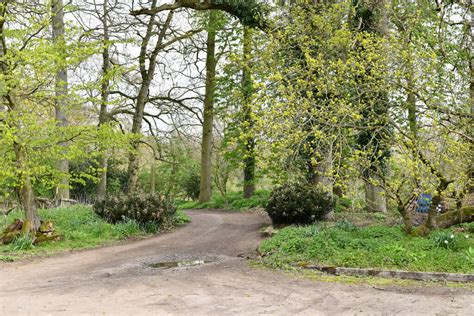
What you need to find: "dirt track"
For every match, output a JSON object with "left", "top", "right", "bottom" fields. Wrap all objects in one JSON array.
[{"left": 1, "top": 209, "right": 473, "bottom": 315}]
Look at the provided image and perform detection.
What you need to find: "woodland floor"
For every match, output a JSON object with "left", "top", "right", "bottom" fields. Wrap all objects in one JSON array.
[{"left": 0, "top": 209, "right": 473, "bottom": 315}]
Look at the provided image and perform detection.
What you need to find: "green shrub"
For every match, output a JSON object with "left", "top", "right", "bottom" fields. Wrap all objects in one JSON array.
[
  {"left": 266, "top": 183, "right": 334, "bottom": 225},
  {"left": 93, "top": 193, "right": 176, "bottom": 224},
  {"left": 182, "top": 173, "right": 200, "bottom": 200}
]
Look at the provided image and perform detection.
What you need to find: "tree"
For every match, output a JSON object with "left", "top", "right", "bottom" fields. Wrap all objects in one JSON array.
[
  {"left": 51, "top": 0, "right": 70, "bottom": 204},
  {"left": 126, "top": 2, "right": 203, "bottom": 193},
  {"left": 351, "top": 0, "right": 390, "bottom": 213},
  {"left": 198, "top": 10, "right": 218, "bottom": 203},
  {"left": 241, "top": 26, "right": 256, "bottom": 198},
  {"left": 0, "top": 1, "right": 100, "bottom": 234}
]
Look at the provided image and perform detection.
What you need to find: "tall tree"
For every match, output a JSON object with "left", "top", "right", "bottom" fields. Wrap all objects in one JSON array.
[
  {"left": 51, "top": 0, "right": 70, "bottom": 204},
  {"left": 352, "top": 0, "right": 390, "bottom": 213},
  {"left": 198, "top": 10, "right": 218, "bottom": 203},
  {"left": 241, "top": 26, "right": 256, "bottom": 198},
  {"left": 96, "top": 0, "right": 112, "bottom": 200},
  {"left": 126, "top": 0, "right": 173, "bottom": 193}
]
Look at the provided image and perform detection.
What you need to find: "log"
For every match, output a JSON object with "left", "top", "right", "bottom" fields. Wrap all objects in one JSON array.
[
  {"left": 413, "top": 206, "right": 474, "bottom": 236},
  {"left": 0, "top": 218, "right": 61, "bottom": 245}
]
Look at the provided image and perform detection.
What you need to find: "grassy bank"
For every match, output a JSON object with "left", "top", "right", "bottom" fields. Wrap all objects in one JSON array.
[
  {"left": 177, "top": 190, "right": 270, "bottom": 211},
  {"left": 259, "top": 222, "right": 474, "bottom": 274},
  {"left": 0, "top": 205, "right": 190, "bottom": 261}
]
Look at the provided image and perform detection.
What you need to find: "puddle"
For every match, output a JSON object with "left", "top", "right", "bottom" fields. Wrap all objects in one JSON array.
[{"left": 148, "top": 260, "right": 213, "bottom": 270}]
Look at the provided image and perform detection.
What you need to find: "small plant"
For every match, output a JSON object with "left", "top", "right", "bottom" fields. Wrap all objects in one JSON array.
[
  {"left": 173, "top": 210, "right": 191, "bottom": 226},
  {"left": 334, "top": 220, "right": 358, "bottom": 232},
  {"left": 266, "top": 183, "right": 334, "bottom": 225},
  {"left": 465, "top": 247, "right": 474, "bottom": 264},
  {"left": 11, "top": 235, "right": 34, "bottom": 251},
  {"left": 302, "top": 225, "right": 320, "bottom": 237},
  {"left": 114, "top": 219, "right": 142, "bottom": 238},
  {"left": 430, "top": 231, "right": 457, "bottom": 250}
]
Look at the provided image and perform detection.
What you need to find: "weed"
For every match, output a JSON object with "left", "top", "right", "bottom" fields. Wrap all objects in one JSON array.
[
  {"left": 173, "top": 210, "right": 191, "bottom": 226},
  {"left": 334, "top": 220, "right": 358, "bottom": 232},
  {"left": 11, "top": 235, "right": 34, "bottom": 251}
]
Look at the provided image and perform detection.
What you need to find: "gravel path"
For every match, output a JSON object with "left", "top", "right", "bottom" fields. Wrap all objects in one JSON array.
[{"left": 1, "top": 209, "right": 473, "bottom": 315}]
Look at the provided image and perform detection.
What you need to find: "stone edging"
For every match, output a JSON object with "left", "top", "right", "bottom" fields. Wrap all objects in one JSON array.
[{"left": 304, "top": 265, "right": 474, "bottom": 282}]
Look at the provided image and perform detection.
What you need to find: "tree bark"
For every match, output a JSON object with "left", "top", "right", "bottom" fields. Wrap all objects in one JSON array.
[
  {"left": 96, "top": 0, "right": 111, "bottom": 200},
  {"left": 242, "top": 26, "right": 256, "bottom": 199},
  {"left": 365, "top": 179, "right": 387, "bottom": 213},
  {"left": 468, "top": 3, "right": 474, "bottom": 197},
  {"left": 13, "top": 143, "right": 40, "bottom": 234},
  {"left": 51, "top": 0, "right": 70, "bottom": 204},
  {"left": 198, "top": 10, "right": 217, "bottom": 203}
]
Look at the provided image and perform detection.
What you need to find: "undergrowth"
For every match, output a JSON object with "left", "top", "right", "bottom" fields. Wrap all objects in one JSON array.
[
  {"left": 177, "top": 190, "right": 270, "bottom": 211},
  {"left": 0, "top": 205, "right": 190, "bottom": 261},
  {"left": 259, "top": 221, "right": 474, "bottom": 273}
]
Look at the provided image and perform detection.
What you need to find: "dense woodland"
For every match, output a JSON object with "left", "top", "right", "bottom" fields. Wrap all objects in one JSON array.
[{"left": 0, "top": 0, "right": 473, "bottom": 241}]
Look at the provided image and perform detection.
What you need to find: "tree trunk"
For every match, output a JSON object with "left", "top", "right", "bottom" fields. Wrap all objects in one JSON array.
[
  {"left": 51, "top": 0, "right": 70, "bottom": 204},
  {"left": 365, "top": 178, "right": 387, "bottom": 213},
  {"left": 352, "top": 0, "right": 389, "bottom": 213},
  {"left": 242, "top": 26, "right": 256, "bottom": 199},
  {"left": 468, "top": 3, "right": 474, "bottom": 197},
  {"left": 96, "top": 0, "right": 111, "bottom": 200},
  {"left": 13, "top": 143, "right": 40, "bottom": 235},
  {"left": 198, "top": 10, "right": 217, "bottom": 203}
]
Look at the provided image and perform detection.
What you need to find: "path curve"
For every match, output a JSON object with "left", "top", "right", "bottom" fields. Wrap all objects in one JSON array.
[{"left": 0, "top": 210, "right": 473, "bottom": 315}]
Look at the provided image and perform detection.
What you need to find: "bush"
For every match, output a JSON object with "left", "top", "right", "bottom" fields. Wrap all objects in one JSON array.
[
  {"left": 266, "top": 183, "right": 334, "bottom": 225},
  {"left": 182, "top": 173, "right": 200, "bottom": 200},
  {"left": 93, "top": 193, "right": 176, "bottom": 224}
]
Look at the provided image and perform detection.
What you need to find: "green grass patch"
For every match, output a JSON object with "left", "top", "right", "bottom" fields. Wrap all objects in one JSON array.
[
  {"left": 0, "top": 205, "right": 190, "bottom": 261},
  {"left": 259, "top": 222, "right": 474, "bottom": 274},
  {"left": 177, "top": 190, "right": 270, "bottom": 211}
]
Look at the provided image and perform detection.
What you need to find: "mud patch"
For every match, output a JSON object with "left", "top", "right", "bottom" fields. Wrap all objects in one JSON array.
[{"left": 147, "top": 259, "right": 213, "bottom": 270}]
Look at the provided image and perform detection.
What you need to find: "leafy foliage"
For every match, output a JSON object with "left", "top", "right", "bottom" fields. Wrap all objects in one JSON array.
[
  {"left": 93, "top": 194, "right": 176, "bottom": 224},
  {"left": 182, "top": 173, "right": 201, "bottom": 201},
  {"left": 266, "top": 183, "right": 334, "bottom": 225}
]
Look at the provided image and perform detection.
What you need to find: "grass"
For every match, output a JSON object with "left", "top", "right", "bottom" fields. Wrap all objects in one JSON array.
[
  {"left": 0, "top": 205, "right": 190, "bottom": 261},
  {"left": 259, "top": 221, "right": 474, "bottom": 274},
  {"left": 177, "top": 190, "right": 270, "bottom": 211}
]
